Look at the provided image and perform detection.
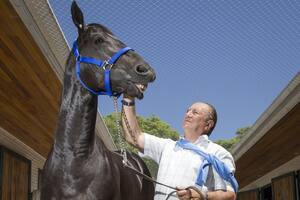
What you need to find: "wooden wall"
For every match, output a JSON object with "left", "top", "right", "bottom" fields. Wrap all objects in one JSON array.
[
  {"left": 238, "top": 171, "right": 299, "bottom": 200},
  {"left": 236, "top": 103, "right": 300, "bottom": 188},
  {"left": 272, "top": 172, "right": 296, "bottom": 200},
  {"left": 0, "top": 146, "right": 31, "bottom": 200},
  {"left": 0, "top": 127, "right": 45, "bottom": 192},
  {"left": 0, "top": 0, "right": 61, "bottom": 157},
  {"left": 238, "top": 189, "right": 259, "bottom": 200}
]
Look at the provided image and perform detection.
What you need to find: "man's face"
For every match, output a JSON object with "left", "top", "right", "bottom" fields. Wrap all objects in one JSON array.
[{"left": 182, "top": 103, "right": 211, "bottom": 135}]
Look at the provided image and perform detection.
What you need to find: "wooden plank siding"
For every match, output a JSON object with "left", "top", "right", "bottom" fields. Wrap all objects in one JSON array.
[
  {"left": 272, "top": 172, "right": 296, "bottom": 200},
  {"left": 0, "top": 146, "right": 31, "bottom": 200},
  {"left": 0, "top": 127, "right": 45, "bottom": 192},
  {"left": 0, "top": 0, "right": 61, "bottom": 157},
  {"left": 235, "top": 103, "right": 300, "bottom": 188},
  {"left": 237, "top": 189, "right": 259, "bottom": 200}
]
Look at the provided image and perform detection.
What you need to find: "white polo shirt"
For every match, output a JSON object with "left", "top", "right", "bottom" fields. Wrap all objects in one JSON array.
[{"left": 142, "top": 133, "right": 236, "bottom": 200}]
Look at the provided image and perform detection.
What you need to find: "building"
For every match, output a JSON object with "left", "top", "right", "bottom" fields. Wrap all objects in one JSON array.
[
  {"left": 0, "top": 0, "right": 299, "bottom": 199},
  {"left": 0, "top": 0, "right": 115, "bottom": 199},
  {"left": 233, "top": 72, "right": 300, "bottom": 199}
]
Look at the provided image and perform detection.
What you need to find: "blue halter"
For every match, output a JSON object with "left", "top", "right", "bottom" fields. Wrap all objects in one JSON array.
[{"left": 72, "top": 41, "right": 133, "bottom": 96}]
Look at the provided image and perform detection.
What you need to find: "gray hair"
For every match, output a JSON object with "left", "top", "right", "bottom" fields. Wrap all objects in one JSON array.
[{"left": 203, "top": 102, "right": 217, "bottom": 136}]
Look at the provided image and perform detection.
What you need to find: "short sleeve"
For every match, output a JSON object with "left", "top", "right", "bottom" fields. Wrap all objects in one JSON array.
[
  {"left": 211, "top": 143, "right": 237, "bottom": 192},
  {"left": 214, "top": 145, "right": 236, "bottom": 173},
  {"left": 142, "top": 133, "right": 171, "bottom": 164}
]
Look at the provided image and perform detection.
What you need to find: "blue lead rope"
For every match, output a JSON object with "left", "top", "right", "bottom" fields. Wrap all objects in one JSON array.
[
  {"left": 176, "top": 139, "right": 239, "bottom": 193},
  {"left": 72, "top": 41, "right": 133, "bottom": 96}
]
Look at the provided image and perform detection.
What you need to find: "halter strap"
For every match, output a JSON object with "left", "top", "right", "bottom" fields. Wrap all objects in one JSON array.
[
  {"left": 108, "top": 47, "right": 132, "bottom": 65},
  {"left": 72, "top": 41, "right": 133, "bottom": 96}
]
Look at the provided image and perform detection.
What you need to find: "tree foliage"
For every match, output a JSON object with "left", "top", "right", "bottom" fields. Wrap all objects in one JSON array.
[
  {"left": 138, "top": 115, "right": 179, "bottom": 140},
  {"left": 215, "top": 126, "right": 252, "bottom": 152},
  {"left": 103, "top": 113, "right": 179, "bottom": 178},
  {"left": 236, "top": 126, "right": 252, "bottom": 140}
]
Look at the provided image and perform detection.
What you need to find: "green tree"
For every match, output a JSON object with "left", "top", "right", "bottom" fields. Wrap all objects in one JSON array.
[
  {"left": 138, "top": 115, "right": 179, "bottom": 140},
  {"left": 236, "top": 126, "right": 252, "bottom": 140},
  {"left": 215, "top": 126, "right": 252, "bottom": 152},
  {"left": 103, "top": 113, "right": 179, "bottom": 178}
]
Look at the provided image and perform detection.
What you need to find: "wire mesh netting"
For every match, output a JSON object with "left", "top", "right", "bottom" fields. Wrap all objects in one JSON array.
[{"left": 49, "top": 0, "right": 300, "bottom": 139}]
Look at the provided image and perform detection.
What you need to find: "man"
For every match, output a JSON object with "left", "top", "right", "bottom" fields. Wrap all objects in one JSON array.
[{"left": 121, "top": 95, "right": 237, "bottom": 200}]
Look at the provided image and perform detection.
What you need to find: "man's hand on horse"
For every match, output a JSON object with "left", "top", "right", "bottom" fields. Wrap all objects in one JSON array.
[
  {"left": 123, "top": 94, "right": 135, "bottom": 101},
  {"left": 176, "top": 186, "right": 206, "bottom": 200}
]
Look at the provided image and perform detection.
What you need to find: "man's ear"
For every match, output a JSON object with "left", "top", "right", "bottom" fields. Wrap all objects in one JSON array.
[
  {"left": 205, "top": 120, "right": 214, "bottom": 133},
  {"left": 71, "top": 1, "right": 85, "bottom": 31}
]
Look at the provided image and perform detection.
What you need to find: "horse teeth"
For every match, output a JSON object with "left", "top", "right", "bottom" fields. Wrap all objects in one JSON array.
[{"left": 135, "top": 84, "right": 147, "bottom": 92}]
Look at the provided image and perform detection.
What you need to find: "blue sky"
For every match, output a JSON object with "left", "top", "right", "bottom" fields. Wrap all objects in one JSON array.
[{"left": 50, "top": 1, "right": 299, "bottom": 141}]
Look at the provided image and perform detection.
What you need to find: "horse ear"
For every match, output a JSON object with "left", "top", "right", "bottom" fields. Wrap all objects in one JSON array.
[{"left": 71, "top": 1, "right": 84, "bottom": 31}]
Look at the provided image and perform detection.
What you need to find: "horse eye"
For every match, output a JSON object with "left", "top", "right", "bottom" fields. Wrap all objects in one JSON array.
[{"left": 95, "top": 38, "right": 104, "bottom": 44}]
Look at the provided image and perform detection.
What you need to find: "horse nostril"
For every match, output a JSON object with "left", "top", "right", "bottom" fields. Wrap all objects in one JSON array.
[
  {"left": 151, "top": 72, "right": 156, "bottom": 82},
  {"left": 135, "top": 65, "right": 149, "bottom": 75}
]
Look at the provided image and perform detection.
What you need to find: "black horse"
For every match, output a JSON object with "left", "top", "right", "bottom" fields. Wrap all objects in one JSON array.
[{"left": 40, "top": 2, "right": 156, "bottom": 200}]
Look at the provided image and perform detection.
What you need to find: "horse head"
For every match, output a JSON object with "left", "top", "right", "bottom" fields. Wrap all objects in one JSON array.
[{"left": 70, "top": 1, "right": 156, "bottom": 99}]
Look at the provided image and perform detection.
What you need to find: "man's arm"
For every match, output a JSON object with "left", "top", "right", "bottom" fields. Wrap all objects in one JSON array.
[
  {"left": 177, "top": 188, "right": 236, "bottom": 200},
  {"left": 207, "top": 190, "right": 236, "bottom": 200},
  {"left": 121, "top": 96, "right": 145, "bottom": 152}
]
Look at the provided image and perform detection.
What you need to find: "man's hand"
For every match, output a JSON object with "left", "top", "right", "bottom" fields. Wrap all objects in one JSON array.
[
  {"left": 176, "top": 187, "right": 205, "bottom": 200},
  {"left": 123, "top": 94, "right": 135, "bottom": 101}
]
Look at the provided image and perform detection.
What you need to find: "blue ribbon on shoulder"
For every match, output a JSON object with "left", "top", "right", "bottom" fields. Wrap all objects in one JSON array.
[{"left": 176, "top": 138, "right": 239, "bottom": 193}]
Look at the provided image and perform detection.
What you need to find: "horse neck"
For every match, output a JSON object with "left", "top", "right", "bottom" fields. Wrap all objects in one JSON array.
[{"left": 53, "top": 58, "right": 99, "bottom": 158}]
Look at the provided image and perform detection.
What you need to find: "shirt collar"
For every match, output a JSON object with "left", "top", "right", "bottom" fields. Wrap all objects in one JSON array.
[
  {"left": 194, "top": 134, "right": 209, "bottom": 145},
  {"left": 181, "top": 134, "right": 210, "bottom": 145}
]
